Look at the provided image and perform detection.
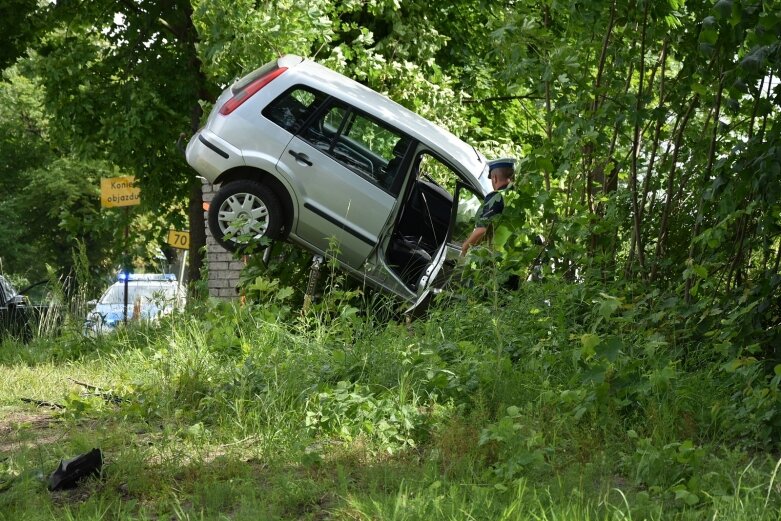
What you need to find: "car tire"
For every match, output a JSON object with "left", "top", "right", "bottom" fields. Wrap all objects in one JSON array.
[{"left": 208, "top": 180, "right": 283, "bottom": 252}]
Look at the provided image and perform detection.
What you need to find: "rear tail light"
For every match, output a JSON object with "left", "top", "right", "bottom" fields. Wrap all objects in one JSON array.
[{"left": 218, "top": 67, "right": 288, "bottom": 116}]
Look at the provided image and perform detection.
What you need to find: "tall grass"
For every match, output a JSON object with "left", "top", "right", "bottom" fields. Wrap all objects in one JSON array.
[{"left": 1, "top": 276, "right": 780, "bottom": 519}]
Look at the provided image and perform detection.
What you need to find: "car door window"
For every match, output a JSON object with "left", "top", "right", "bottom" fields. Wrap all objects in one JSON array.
[
  {"left": 301, "top": 103, "right": 346, "bottom": 153},
  {"left": 299, "top": 101, "right": 410, "bottom": 195},
  {"left": 454, "top": 190, "right": 482, "bottom": 243},
  {"left": 263, "top": 87, "right": 328, "bottom": 135}
]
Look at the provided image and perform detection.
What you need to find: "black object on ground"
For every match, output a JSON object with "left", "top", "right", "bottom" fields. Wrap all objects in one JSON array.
[
  {"left": 69, "top": 378, "right": 125, "bottom": 404},
  {"left": 20, "top": 397, "right": 65, "bottom": 409},
  {"left": 47, "top": 448, "right": 103, "bottom": 491}
]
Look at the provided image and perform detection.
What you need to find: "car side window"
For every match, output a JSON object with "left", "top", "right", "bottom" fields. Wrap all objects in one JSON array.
[
  {"left": 300, "top": 101, "right": 411, "bottom": 195},
  {"left": 301, "top": 103, "right": 346, "bottom": 153},
  {"left": 263, "top": 87, "right": 327, "bottom": 135}
]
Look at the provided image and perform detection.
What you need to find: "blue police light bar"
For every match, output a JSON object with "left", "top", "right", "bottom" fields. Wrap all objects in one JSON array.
[{"left": 117, "top": 273, "right": 177, "bottom": 282}]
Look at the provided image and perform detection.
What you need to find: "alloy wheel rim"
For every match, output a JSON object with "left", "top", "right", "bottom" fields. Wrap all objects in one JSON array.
[{"left": 217, "top": 192, "right": 269, "bottom": 241}]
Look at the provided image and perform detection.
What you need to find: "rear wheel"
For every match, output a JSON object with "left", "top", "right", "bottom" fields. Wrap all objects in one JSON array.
[{"left": 208, "top": 180, "right": 283, "bottom": 252}]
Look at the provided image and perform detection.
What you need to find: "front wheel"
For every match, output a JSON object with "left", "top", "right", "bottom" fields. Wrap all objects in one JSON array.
[{"left": 208, "top": 180, "right": 283, "bottom": 252}]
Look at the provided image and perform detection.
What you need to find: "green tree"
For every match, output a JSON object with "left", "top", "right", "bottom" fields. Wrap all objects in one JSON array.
[
  {"left": 0, "top": 0, "right": 42, "bottom": 69},
  {"left": 0, "top": 64, "right": 133, "bottom": 279},
  {"left": 29, "top": 0, "right": 210, "bottom": 285}
]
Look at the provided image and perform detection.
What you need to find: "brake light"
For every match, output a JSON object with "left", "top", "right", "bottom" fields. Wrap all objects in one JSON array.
[{"left": 219, "top": 67, "right": 288, "bottom": 116}]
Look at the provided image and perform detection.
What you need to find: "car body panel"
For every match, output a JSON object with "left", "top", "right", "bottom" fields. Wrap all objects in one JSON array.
[
  {"left": 0, "top": 275, "right": 57, "bottom": 340},
  {"left": 276, "top": 135, "right": 396, "bottom": 265},
  {"left": 186, "top": 129, "right": 246, "bottom": 182},
  {"left": 0, "top": 275, "right": 28, "bottom": 338}
]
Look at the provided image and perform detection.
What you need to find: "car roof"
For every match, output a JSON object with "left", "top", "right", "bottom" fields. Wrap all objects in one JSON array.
[
  {"left": 283, "top": 56, "right": 488, "bottom": 180},
  {"left": 110, "top": 280, "right": 177, "bottom": 286}
]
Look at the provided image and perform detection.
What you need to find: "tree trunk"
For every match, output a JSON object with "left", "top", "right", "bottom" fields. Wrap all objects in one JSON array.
[
  {"left": 182, "top": 1, "right": 208, "bottom": 288},
  {"left": 651, "top": 95, "right": 698, "bottom": 282},
  {"left": 628, "top": 0, "right": 650, "bottom": 275},
  {"left": 685, "top": 64, "right": 725, "bottom": 302}
]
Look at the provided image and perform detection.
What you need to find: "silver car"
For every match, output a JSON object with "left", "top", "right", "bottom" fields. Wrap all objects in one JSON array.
[{"left": 186, "top": 55, "right": 492, "bottom": 309}]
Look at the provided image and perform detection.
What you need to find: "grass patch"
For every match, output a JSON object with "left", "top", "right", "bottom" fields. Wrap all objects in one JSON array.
[{"left": 1, "top": 282, "right": 781, "bottom": 519}]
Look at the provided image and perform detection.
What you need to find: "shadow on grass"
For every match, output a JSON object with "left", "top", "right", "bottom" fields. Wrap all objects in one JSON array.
[
  {"left": 0, "top": 406, "right": 622, "bottom": 521},
  {"left": 0, "top": 319, "right": 178, "bottom": 368}
]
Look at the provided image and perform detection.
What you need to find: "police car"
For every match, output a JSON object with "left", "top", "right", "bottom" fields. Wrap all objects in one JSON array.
[{"left": 83, "top": 273, "right": 184, "bottom": 335}]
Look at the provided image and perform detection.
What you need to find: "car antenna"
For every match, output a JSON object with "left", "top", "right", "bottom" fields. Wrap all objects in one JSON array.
[{"left": 471, "top": 145, "right": 482, "bottom": 162}]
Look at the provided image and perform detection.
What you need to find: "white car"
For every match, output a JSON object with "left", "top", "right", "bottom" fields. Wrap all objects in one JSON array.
[
  {"left": 83, "top": 274, "right": 184, "bottom": 334},
  {"left": 186, "top": 55, "right": 493, "bottom": 310}
]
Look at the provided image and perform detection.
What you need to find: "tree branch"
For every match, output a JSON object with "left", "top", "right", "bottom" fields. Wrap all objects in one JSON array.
[{"left": 462, "top": 94, "right": 544, "bottom": 104}]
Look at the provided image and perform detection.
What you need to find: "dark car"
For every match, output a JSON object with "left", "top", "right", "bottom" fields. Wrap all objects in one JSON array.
[
  {"left": 0, "top": 275, "right": 32, "bottom": 339},
  {"left": 0, "top": 275, "right": 56, "bottom": 341}
]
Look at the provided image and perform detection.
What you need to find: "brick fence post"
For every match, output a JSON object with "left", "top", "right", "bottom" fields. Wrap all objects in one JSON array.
[{"left": 202, "top": 181, "right": 244, "bottom": 299}]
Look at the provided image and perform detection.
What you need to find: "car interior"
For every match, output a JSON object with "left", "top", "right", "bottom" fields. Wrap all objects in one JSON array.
[{"left": 385, "top": 155, "right": 454, "bottom": 289}]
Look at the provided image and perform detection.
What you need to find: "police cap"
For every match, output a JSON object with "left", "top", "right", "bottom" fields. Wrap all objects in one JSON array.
[{"left": 487, "top": 157, "right": 516, "bottom": 179}]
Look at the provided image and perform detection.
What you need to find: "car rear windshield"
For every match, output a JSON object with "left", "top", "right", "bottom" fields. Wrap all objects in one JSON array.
[
  {"left": 0, "top": 276, "right": 17, "bottom": 300},
  {"left": 231, "top": 60, "right": 280, "bottom": 95}
]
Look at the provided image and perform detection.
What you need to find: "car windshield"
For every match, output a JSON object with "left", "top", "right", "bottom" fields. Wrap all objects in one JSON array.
[
  {"left": 99, "top": 284, "right": 177, "bottom": 305},
  {"left": 0, "top": 276, "right": 17, "bottom": 300}
]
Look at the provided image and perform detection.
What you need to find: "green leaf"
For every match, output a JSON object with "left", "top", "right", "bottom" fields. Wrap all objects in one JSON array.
[
  {"left": 276, "top": 286, "right": 294, "bottom": 301},
  {"left": 674, "top": 486, "right": 700, "bottom": 506},
  {"left": 598, "top": 294, "right": 621, "bottom": 318},
  {"left": 493, "top": 225, "right": 512, "bottom": 249},
  {"left": 648, "top": 363, "right": 677, "bottom": 388},
  {"left": 582, "top": 365, "right": 606, "bottom": 384},
  {"left": 713, "top": 0, "right": 733, "bottom": 20},
  {"left": 581, "top": 333, "right": 601, "bottom": 358},
  {"left": 597, "top": 336, "right": 622, "bottom": 362}
]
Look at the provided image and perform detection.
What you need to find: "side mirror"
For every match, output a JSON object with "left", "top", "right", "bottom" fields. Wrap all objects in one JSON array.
[
  {"left": 87, "top": 299, "right": 98, "bottom": 306},
  {"left": 9, "top": 295, "right": 27, "bottom": 308}
]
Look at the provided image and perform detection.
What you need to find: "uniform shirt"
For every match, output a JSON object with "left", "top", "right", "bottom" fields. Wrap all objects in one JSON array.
[{"left": 474, "top": 187, "right": 506, "bottom": 228}]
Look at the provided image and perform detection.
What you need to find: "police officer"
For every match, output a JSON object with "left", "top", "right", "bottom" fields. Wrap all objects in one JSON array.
[{"left": 460, "top": 158, "right": 515, "bottom": 257}]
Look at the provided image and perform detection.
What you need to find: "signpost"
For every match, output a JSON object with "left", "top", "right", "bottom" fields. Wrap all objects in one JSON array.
[
  {"left": 167, "top": 230, "right": 190, "bottom": 250},
  {"left": 100, "top": 176, "right": 141, "bottom": 208},
  {"left": 167, "top": 230, "right": 190, "bottom": 284},
  {"left": 101, "top": 176, "right": 141, "bottom": 325}
]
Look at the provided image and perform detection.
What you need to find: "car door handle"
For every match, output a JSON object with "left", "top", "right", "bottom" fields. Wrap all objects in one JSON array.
[{"left": 289, "top": 150, "right": 313, "bottom": 166}]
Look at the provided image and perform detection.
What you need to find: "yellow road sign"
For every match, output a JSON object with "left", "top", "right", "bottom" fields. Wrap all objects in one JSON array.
[
  {"left": 167, "top": 230, "right": 190, "bottom": 250},
  {"left": 101, "top": 176, "right": 140, "bottom": 208}
]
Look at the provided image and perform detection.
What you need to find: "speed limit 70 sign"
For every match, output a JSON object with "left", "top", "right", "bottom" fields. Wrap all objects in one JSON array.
[{"left": 167, "top": 230, "right": 190, "bottom": 250}]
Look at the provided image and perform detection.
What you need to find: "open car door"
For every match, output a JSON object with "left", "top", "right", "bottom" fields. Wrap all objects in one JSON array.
[{"left": 404, "top": 181, "right": 483, "bottom": 317}]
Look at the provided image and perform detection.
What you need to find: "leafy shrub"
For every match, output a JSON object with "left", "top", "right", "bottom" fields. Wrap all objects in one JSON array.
[
  {"left": 305, "top": 380, "right": 424, "bottom": 454},
  {"left": 479, "top": 405, "right": 549, "bottom": 481}
]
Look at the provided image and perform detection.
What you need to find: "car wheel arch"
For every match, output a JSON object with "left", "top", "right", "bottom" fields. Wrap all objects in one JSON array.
[{"left": 212, "top": 167, "right": 295, "bottom": 237}]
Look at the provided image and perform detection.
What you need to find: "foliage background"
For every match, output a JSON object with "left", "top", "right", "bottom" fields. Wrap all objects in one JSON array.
[{"left": 1, "top": 0, "right": 781, "bottom": 519}]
